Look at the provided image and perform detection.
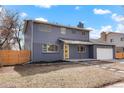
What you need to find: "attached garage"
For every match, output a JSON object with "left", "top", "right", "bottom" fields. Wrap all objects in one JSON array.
[
  {"left": 96, "top": 48, "right": 113, "bottom": 60},
  {"left": 90, "top": 39, "right": 115, "bottom": 60}
]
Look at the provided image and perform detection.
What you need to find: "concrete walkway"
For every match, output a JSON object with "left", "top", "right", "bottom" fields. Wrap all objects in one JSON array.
[
  {"left": 69, "top": 61, "right": 124, "bottom": 87},
  {"left": 94, "top": 63, "right": 124, "bottom": 88}
]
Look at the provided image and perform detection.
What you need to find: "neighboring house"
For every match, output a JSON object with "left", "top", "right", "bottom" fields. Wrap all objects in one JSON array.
[
  {"left": 100, "top": 32, "right": 124, "bottom": 53},
  {"left": 24, "top": 20, "right": 115, "bottom": 62}
]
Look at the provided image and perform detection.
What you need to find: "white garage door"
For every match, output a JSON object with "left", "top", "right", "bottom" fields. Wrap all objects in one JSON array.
[{"left": 97, "top": 48, "right": 113, "bottom": 60}]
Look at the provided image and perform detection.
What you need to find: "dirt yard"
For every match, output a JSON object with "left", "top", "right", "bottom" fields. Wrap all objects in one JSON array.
[{"left": 0, "top": 61, "right": 123, "bottom": 88}]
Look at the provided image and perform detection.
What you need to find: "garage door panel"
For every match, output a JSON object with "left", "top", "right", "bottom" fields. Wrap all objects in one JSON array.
[{"left": 97, "top": 48, "right": 113, "bottom": 60}]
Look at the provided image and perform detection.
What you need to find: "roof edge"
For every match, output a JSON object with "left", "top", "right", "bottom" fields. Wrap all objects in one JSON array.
[{"left": 24, "top": 20, "right": 91, "bottom": 32}]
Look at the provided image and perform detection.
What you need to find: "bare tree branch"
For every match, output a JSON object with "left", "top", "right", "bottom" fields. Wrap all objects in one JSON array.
[{"left": 0, "top": 7, "right": 24, "bottom": 50}]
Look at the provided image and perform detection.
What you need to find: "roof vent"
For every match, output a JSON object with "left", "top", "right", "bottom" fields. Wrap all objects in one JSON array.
[{"left": 77, "top": 21, "right": 84, "bottom": 28}]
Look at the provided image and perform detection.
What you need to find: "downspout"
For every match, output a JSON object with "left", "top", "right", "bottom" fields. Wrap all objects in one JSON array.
[{"left": 30, "top": 20, "right": 34, "bottom": 63}]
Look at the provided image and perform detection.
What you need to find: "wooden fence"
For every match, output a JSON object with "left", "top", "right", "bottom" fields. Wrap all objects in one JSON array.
[
  {"left": 115, "top": 53, "right": 124, "bottom": 59},
  {"left": 0, "top": 50, "right": 31, "bottom": 65}
]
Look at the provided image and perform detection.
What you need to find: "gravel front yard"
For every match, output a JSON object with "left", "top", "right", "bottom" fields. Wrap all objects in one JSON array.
[{"left": 0, "top": 62, "right": 123, "bottom": 88}]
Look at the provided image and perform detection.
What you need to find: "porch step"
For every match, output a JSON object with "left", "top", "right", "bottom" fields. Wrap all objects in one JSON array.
[{"left": 64, "top": 59, "right": 99, "bottom": 62}]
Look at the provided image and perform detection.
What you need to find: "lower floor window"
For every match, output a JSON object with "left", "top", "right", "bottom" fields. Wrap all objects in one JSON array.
[
  {"left": 116, "top": 47, "right": 124, "bottom": 53},
  {"left": 42, "top": 44, "right": 59, "bottom": 53},
  {"left": 78, "top": 45, "right": 86, "bottom": 53}
]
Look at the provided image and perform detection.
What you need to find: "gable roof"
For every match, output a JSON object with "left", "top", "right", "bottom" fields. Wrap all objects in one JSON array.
[
  {"left": 108, "top": 32, "right": 124, "bottom": 35},
  {"left": 103, "top": 32, "right": 124, "bottom": 35},
  {"left": 24, "top": 20, "right": 92, "bottom": 32}
]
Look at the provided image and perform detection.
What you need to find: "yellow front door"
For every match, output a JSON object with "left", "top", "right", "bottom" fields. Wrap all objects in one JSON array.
[{"left": 64, "top": 44, "right": 69, "bottom": 59}]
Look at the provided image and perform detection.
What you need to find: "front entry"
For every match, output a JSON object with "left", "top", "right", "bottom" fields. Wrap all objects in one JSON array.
[{"left": 64, "top": 43, "right": 69, "bottom": 59}]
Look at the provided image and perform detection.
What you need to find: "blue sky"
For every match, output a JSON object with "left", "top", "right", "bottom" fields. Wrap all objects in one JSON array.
[{"left": 3, "top": 5, "right": 124, "bottom": 38}]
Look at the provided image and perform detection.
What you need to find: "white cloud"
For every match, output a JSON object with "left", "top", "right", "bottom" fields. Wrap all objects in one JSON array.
[
  {"left": 20, "top": 12, "right": 28, "bottom": 18},
  {"left": 0, "top": 6, "right": 4, "bottom": 13},
  {"left": 100, "top": 25, "right": 113, "bottom": 32},
  {"left": 75, "top": 6, "right": 80, "bottom": 10},
  {"left": 88, "top": 25, "right": 113, "bottom": 39},
  {"left": 35, "top": 5, "right": 52, "bottom": 8},
  {"left": 0, "top": 7, "right": 2, "bottom": 12},
  {"left": 35, "top": 17, "right": 48, "bottom": 22},
  {"left": 87, "top": 27, "right": 100, "bottom": 39},
  {"left": 112, "top": 13, "right": 124, "bottom": 23},
  {"left": 111, "top": 13, "right": 124, "bottom": 33},
  {"left": 116, "top": 24, "right": 124, "bottom": 33},
  {"left": 93, "top": 8, "right": 111, "bottom": 15}
]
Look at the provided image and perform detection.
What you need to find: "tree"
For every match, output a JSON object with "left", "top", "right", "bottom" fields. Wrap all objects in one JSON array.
[{"left": 0, "top": 6, "right": 23, "bottom": 50}]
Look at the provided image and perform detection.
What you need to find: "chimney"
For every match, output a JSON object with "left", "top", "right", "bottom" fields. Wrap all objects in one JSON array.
[
  {"left": 77, "top": 21, "right": 84, "bottom": 28},
  {"left": 100, "top": 32, "right": 107, "bottom": 42}
]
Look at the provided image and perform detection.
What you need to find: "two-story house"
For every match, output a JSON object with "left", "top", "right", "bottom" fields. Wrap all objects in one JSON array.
[
  {"left": 100, "top": 32, "right": 124, "bottom": 53},
  {"left": 24, "top": 20, "right": 115, "bottom": 62}
]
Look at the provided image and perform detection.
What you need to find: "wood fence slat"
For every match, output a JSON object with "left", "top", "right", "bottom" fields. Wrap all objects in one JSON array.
[
  {"left": 0, "top": 50, "right": 30, "bottom": 65},
  {"left": 115, "top": 52, "right": 124, "bottom": 59}
]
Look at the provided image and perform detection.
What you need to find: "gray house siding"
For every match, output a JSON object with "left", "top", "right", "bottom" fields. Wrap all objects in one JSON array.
[
  {"left": 69, "top": 45, "right": 89, "bottom": 59},
  {"left": 89, "top": 45, "right": 94, "bottom": 58},
  {"left": 32, "top": 23, "right": 90, "bottom": 61},
  {"left": 33, "top": 42, "right": 63, "bottom": 62},
  {"left": 33, "top": 23, "right": 89, "bottom": 43},
  {"left": 24, "top": 21, "right": 115, "bottom": 62}
]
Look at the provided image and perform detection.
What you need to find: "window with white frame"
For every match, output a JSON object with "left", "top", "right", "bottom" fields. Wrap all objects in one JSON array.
[
  {"left": 77, "top": 45, "right": 86, "bottom": 53},
  {"left": 61, "top": 27, "right": 66, "bottom": 35},
  {"left": 42, "top": 44, "right": 59, "bottom": 53}
]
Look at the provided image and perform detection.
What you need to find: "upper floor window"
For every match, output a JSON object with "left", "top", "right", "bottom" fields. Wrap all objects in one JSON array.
[
  {"left": 120, "top": 37, "right": 124, "bottom": 41},
  {"left": 77, "top": 45, "right": 86, "bottom": 53},
  {"left": 82, "top": 32, "right": 86, "bottom": 35},
  {"left": 110, "top": 39, "right": 114, "bottom": 42},
  {"left": 42, "top": 44, "right": 59, "bottom": 53},
  {"left": 61, "top": 27, "right": 66, "bottom": 35},
  {"left": 39, "top": 24, "right": 51, "bottom": 32}
]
